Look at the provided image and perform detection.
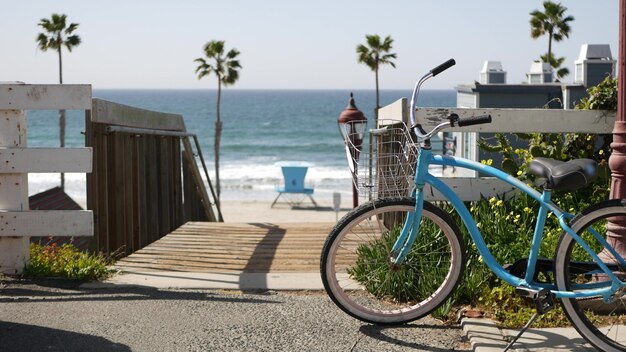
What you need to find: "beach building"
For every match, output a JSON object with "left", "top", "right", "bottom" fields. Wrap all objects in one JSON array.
[{"left": 453, "top": 44, "right": 616, "bottom": 164}]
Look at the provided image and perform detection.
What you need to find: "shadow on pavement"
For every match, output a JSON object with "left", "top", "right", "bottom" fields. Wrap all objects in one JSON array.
[
  {"left": 0, "top": 321, "right": 130, "bottom": 352},
  {"left": 0, "top": 277, "right": 281, "bottom": 304},
  {"left": 360, "top": 323, "right": 471, "bottom": 352}
]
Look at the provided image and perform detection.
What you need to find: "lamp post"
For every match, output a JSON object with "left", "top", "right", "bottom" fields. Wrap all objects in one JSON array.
[
  {"left": 338, "top": 93, "right": 367, "bottom": 208},
  {"left": 606, "top": 0, "right": 626, "bottom": 258}
]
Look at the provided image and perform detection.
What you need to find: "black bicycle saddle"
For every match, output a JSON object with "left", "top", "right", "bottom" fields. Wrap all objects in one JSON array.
[{"left": 528, "top": 157, "right": 598, "bottom": 191}]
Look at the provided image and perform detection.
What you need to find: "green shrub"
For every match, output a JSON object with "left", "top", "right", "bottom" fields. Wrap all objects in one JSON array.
[
  {"left": 24, "top": 242, "right": 113, "bottom": 281},
  {"left": 478, "top": 284, "right": 569, "bottom": 328},
  {"left": 348, "top": 220, "right": 455, "bottom": 307},
  {"left": 576, "top": 75, "right": 618, "bottom": 110}
]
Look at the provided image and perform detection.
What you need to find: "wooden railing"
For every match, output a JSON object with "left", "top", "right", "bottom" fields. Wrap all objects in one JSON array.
[
  {"left": 378, "top": 98, "right": 616, "bottom": 201},
  {"left": 86, "top": 99, "right": 220, "bottom": 256},
  {"left": 0, "top": 83, "right": 93, "bottom": 274}
]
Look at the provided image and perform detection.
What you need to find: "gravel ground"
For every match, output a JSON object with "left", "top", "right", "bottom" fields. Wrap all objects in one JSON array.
[{"left": 0, "top": 277, "right": 470, "bottom": 352}]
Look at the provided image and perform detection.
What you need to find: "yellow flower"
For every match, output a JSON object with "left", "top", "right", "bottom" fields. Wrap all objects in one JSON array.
[
  {"left": 517, "top": 170, "right": 523, "bottom": 176},
  {"left": 599, "top": 150, "right": 604, "bottom": 155},
  {"left": 496, "top": 200, "right": 503, "bottom": 207}
]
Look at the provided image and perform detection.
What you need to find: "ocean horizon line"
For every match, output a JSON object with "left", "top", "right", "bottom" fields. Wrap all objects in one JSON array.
[{"left": 92, "top": 88, "right": 457, "bottom": 92}]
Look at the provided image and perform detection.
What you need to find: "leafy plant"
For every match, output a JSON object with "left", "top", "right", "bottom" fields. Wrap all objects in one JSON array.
[
  {"left": 576, "top": 75, "right": 618, "bottom": 110},
  {"left": 478, "top": 284, "right": 569, "bottom": 328},
  {"left": 25, "top": 242, "right": 113, "bottom": 281},
  {"left": 348, "top": 222, "right": 453, "bottom": 304}
]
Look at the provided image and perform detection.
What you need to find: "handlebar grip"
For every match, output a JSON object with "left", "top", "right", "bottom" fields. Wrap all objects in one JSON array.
[
  {"left": 457, "top": 114, "right": 492, "bottom": 127},
  {"left": 430, "top": 58, "right": 456, "bottom": 77}
]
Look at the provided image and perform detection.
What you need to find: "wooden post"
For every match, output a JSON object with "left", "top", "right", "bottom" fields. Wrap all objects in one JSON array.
[
  {"left": 606, "top": 0, "right": 626, "bottom": 257},
  {"left": 0, "top": 84, "right": 29, "bottom": 274},
  {"left": 0, "top": 83, "right": 92, "bottom": 274}
]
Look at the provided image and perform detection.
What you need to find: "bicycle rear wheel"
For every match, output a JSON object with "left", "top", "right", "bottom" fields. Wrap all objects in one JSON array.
[
  {"left": 320, "top": 198, "right": 465, "bottom": 325},
  {"left": 554, "top": 199, "right": 626, "bottom": 352}
]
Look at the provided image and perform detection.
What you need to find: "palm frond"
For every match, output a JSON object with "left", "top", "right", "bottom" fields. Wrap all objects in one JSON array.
[
  {"left": 36, "top": 13, "right": 81, "bottom": 53},
  {"left": 365, "top": 34, "right": 381, "bottom": 49},
  {"left": 36, "top": 33, "right": 50, "bottom": 50},
  {"left": 196, "top": 40, "right": 241, "bottom": 85}
]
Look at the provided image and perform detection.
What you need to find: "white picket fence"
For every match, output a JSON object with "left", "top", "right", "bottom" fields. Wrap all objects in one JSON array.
[
  {"left": 378, "top": 98, "right": 616, "bottom": 201},
  {"left": 0, "top": 83, "right": 93, "bottom": 274}
]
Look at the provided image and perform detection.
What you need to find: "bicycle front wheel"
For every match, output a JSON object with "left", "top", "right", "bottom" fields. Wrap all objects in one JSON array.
[
  {"left": 554, "top": 199, "right": 626, "bottom": 352},
  {"left": 320, "top": 198, "right": 465, "bottom": 325}
]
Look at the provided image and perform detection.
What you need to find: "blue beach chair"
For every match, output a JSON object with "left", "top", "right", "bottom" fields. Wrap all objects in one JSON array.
[{"left": 271, "top": 163, "right": 317, "bottom": 208}]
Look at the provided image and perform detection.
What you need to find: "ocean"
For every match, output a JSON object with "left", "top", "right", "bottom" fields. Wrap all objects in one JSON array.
[{"left": 25, "top": 89, "right": 456, "bottom": 205}]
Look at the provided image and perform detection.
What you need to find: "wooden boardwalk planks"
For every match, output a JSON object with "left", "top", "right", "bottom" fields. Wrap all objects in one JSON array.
[{"left": 114, "top": 222, "right": 334, "bottom": 273}]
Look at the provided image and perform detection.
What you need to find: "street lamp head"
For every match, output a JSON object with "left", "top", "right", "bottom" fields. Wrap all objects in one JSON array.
[{"left": 338, "top": 93, "right": 367, "bottom": 146}]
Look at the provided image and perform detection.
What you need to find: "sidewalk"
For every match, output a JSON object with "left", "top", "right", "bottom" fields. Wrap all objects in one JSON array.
[
  {"left": 461, "top": 318, "right": 594, "bottom": 352},
  {"left": 89, "top": 270, "right": 597, "bottom": 352}
]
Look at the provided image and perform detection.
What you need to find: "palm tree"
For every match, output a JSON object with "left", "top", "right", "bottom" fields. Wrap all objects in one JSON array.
[
  {"left": 36, "top": 13, "right": 81, "bottom": 191},
  {"left": 194, "top": 40, "right": 241, "bottom": 202},
  {"left": 540, "top": 53, "right": 570, "bottom": 81},
  {"left": 530, "top": 1, "right": 574, "bottom": 73},
  {"left": 356, "top": 34, "right": 396, "bottom": 124}
]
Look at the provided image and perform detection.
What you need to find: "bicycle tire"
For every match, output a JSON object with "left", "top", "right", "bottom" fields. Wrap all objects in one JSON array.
[
  {"left": 320, "top": 197, "right": 465, "bottom": 325},
  {"left": 554, "top": 199, "right": 626, "bottom": 352}
]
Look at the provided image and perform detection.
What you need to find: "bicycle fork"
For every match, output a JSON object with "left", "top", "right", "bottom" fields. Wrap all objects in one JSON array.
[
  {"left": 390, "top": 144, "right": 432, "bottom": 266},
  {"left": 389, "top": 189, "right": 425, "bottom": 267}
]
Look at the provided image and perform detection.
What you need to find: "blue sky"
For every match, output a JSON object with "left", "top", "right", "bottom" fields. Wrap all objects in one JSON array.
[{"left": 1, "top": 0, "right": 619, "bottom": 90}]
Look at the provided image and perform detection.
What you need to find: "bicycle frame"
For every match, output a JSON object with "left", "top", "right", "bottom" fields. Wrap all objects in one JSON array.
[{"left": 390, "top": 146, "right": 626, "bottom": 300}]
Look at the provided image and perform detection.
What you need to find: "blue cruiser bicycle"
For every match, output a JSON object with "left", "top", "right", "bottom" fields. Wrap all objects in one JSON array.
[{"left": 321, "top": 59, "right": 626, "bottom": 351}]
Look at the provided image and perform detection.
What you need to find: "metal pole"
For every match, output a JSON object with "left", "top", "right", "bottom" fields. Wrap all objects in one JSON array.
[{"left": 606, "top": 0, "right": 626, "bottom": 257}]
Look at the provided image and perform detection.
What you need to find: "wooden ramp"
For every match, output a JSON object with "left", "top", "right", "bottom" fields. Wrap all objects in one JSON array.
[{"left": 114, "top": 222, "right": 334, "bottom": 273}]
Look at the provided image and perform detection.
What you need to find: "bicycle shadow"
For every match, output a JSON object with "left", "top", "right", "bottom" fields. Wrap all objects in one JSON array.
[
  {"left": 359, "top": 323, "right": 471, "bottom": 352},
  {"left": 0, "top": 321, "right": 130, "bottom": 352},
  {"left": 501, "top": 326, "right": 595, "bottom": 351}
]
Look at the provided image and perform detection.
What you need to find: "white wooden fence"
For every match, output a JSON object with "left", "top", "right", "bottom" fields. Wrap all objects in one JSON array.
[
  {"left": 378, "top": 98, "right": 616, "bottom": 201},
  {"left": 0, "top": 83, "right": 93, "bottom": 274}
]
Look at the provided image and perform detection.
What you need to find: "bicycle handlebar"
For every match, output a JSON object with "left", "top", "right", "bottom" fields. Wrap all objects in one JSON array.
[
  {"left": 410, "top": 58, "right": 492, "bottom": 140},
  {"left": 454, "top": 114, "right": 492, "bottom": 127},
  {"left": 430, "top": 58, "right": 456, "bottom": 77}
]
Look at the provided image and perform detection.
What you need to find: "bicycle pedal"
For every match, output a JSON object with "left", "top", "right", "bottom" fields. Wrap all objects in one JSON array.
[{"left": 515, "top": 286, "right": 555, "bottom": 314}]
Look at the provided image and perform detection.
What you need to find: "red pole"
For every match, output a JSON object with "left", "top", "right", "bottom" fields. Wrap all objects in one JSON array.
[{"left": 606, "top": 0, "right": 626, "bottom": 256}]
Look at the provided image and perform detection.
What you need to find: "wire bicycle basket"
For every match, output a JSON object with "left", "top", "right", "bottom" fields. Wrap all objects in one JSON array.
[{"left": 344, "top": 120, "right": 419, "bottom": 202}]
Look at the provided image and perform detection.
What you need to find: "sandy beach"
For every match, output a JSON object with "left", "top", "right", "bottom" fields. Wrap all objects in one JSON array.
[{"left": 219, "top": 199, "right": 351, "bottom": 223}]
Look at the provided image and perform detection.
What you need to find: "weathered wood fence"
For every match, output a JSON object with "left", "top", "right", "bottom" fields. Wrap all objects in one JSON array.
[
  {"left": 86, "top": 99, "right": 220, "bottom": 256},
  {"left": 0, "top": 83, "right": 93, "bottom": 274},
  {"left": 378, "top": 98, "right": 617, "bottom": 201}
]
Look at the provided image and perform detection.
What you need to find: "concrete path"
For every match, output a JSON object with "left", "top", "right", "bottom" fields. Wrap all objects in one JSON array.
[
  {"left": 0, "top": 276, "right": 469, "bottom": 352},
  {"left": 96, "top": 270, "right": 602, "bottom": 352}
]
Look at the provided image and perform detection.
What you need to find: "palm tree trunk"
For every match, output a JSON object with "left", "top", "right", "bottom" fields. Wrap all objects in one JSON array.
[
  {"left": 58, "top": 44, "right": 66, "bottom": 191},
  {"left": 547, "top": 32, "right": 553, "bottom": 66},
  {"left": 214, "top": 79, "right": 223, "bottom": 202},
  {"left": 374, "top": 67, "right": 380, "bottom": 127}
]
